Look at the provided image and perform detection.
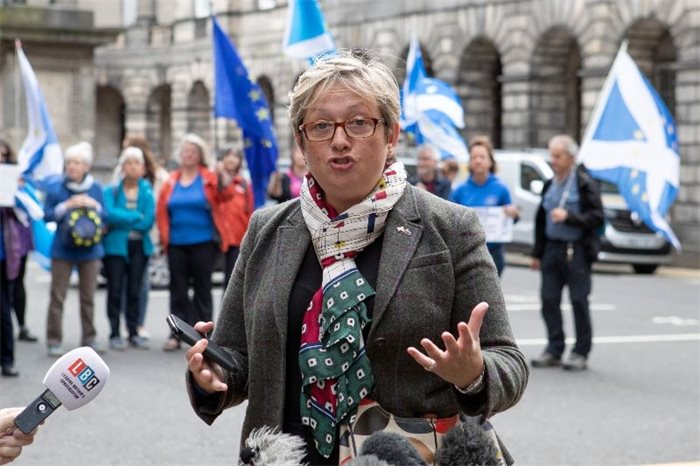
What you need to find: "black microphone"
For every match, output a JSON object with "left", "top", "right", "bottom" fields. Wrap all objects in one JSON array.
[
  {"left": 436, "top": 417, "right": 501, "bottom": 466},
  {"left": 13, "top": 347, "right": 110, "bottom": 434},
  {"left": 350, "top": 431, "right": 427, "bottom": 466}
]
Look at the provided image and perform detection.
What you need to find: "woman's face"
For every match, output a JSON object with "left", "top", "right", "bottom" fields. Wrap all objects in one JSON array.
[
  {"left": 296, "top": 85, "right": 399, "bottom": 212},
  {"left": 122, "top": 158, "right": 145, "bottom": 181},
  {"left": 180, "top": 142, "right": 202, "bottom": 168},
  {"left": 65, "top": 158, "right": 89, "bottom": 182},
  {"left": 469, "top": 145, "right": 492, "bottom": 177},
  {"left": 222, "top": 153, "right": 241, "bottom": 173}
]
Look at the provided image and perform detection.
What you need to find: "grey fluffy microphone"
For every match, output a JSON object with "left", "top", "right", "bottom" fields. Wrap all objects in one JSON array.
[{"left": 13, "top": 347, "right": 110, "bottom": 434}]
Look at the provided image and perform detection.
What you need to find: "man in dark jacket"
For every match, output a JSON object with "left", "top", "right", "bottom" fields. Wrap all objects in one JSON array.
[
  {"left": 530, "top": 135, "right": 604, "bottom": 371},
  {"left": 408, "top": 144, "right": 452, "bottom": 200}
]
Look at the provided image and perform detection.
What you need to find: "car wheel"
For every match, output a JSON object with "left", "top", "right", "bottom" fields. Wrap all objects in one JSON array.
[{"left": 632, "top": 264, "right": 658, "bottom": 274}]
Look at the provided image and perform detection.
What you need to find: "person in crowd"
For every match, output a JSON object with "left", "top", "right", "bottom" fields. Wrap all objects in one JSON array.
[
  {"left": 450, "top": 136, "right": 520, "bottom": 276},
  {"left": 157, "top": 134, "right": 235, "bottom": 351},
  {"left": 119, "top": 135, "right": 169, "bottom": 340},
  {"left": 440, "top": 158, "right": 460, "bottom": 189},
  {"left": 0, "top": 140, "right": 37, "bottom": 345},
  {"left": 183, "top": 51, "right": 528, "bottom": 465},
  {"left": 216, "top": 148, "right": 254, "bottom": 288},
  {"left": 103, "top": 147, "right": 154, "bottom": 351},
  {"left": 530, "top": 134, "right": 604, "bottom": 372},
  {"left": 408, "top": 144, "right": 452, "bottom": 199},
  {"left": 44, "top": 142, "right": 105, "bottom": 357},
  {"left": 0, "top": 407, "right": 39, "bottom": 464},
  {"left": 267, "top": 143, "right": 306, "bottom": 203}
]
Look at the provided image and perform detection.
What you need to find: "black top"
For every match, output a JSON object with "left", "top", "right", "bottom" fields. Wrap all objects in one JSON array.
[{"left": 283, "top": 236, "right": 383, "bottom": 465}]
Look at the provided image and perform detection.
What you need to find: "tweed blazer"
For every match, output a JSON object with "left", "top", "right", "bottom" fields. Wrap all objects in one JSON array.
[{"left": 188, "top": 184, "right": 529, "bottom": 453}]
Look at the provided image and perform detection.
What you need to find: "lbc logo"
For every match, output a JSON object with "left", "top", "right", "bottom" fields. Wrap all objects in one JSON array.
[{"left": 67, "top": 358, "right": 101, "bottom": 391}]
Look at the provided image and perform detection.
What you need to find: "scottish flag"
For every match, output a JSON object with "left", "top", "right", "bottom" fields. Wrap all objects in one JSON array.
[
  {"left": 579, "top": 42, "right": 681, "bottom": 250},
  {"left": 213, "top": 16, "right": 278, "bottom": 208},
  {"left": 15, "top": 40, "right": 63, "bottom": 269},
  {"left": 401, "top": 36, "right": 468, "bottom": 161},
  {"left": 282, "top": 0, "right": 335, "bottom": 60},
  {"left": 15, "top": 40, "right": 63, "bottom": 181}
]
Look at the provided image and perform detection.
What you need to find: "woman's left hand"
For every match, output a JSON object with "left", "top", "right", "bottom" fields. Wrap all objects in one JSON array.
[
  {"left": 407, "top": 302, "right": 488, "bottom": 389},
  {"left": 503, "top": 204, "right": 520, "bottom": 219}
]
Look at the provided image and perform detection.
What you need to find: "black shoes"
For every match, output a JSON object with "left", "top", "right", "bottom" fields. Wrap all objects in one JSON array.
[
  {"left": 18, "top": 327, "right": 39, "bottom": 342},
  {"left": 563, "top": 353, "right": 588, "bottom": 371},
  {"left": 531, "top": 352, "right": 561, "bottom": 368},
  {"left": 1, "top": 365, "right": 19, "bottom": 377}
]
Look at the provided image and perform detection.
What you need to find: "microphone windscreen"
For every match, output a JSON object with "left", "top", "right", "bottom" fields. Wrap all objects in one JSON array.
[
  {"left": 346, "top": 454, "right": 392, "bottom": 466},
  {"left": 241, "top": 426, "right": 306, "bottom": 466},
  {"left": 359, "top": 431, "right": 427, "bottom": 466},
  {"left": 43, "top": 346, "right": 110, "bottom": 410},
  {"left": 436, "top": 418, "right": 500, "bottom": 466}
]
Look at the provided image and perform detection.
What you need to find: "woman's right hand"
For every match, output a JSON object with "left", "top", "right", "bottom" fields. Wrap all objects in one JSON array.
[{"left": 185, "top": 321, "right": 228, "bottom": 394}]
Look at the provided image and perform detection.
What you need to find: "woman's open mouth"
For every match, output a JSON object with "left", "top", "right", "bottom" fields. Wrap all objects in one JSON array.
[{"left": 329, "top": 156, "right": 355, "bottom": 170}]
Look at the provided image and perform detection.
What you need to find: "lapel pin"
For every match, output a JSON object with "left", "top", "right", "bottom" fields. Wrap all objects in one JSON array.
[{"left": 396, "top": 226, "right": 412, "bottom": 236}]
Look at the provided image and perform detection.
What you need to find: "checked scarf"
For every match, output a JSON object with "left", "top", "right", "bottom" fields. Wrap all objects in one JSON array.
[{"left": 299, "top": 162, "right": 407, "bottom": 457}]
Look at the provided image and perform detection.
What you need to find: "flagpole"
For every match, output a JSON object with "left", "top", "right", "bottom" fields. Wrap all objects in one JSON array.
[{"left": 14, "top": 39, "right": 22, "bottom": 148}]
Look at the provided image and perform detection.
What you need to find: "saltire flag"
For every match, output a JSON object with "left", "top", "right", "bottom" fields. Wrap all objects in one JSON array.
[
  {"left": 282, "top": 0, "right": 335, "bottom": 60},
  {"left": 212, "top": 16, "right": 278, "bottom": 208},
  {"left": 401, "top": 36, "right": 468, "bottom": 161},
  {"left": 578, "top": 41, "right": 681, "bottom": 250},
  {"left": 15, "top": 40, "right": 63, "bottom": 180},
  {"left": 15, "top": 40, "right": 64, "bottom": 269}
]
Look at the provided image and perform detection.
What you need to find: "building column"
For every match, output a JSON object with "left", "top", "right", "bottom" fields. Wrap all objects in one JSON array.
[{"left": 500, "top": 74, "right": 530, "bottom": 149}]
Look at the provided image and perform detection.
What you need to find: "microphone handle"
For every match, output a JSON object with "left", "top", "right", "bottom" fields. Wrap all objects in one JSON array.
[{"left": 14, "top": 389, "right": 63, "bottom": 434}]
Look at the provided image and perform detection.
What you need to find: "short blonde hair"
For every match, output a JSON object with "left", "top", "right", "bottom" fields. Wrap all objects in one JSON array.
[
  {"left": 174, "top": 133, "right": 211, "bottom": 168},
  {"left": 65, "top": 142, "right": 93, "bottom": 166},
  {"left": 288, "top": 50, "right": 400, "bottom": 145}
]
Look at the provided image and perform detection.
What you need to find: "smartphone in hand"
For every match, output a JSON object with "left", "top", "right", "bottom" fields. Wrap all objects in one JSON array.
[{"left": 166, "top": 314, "right": 236, "bottom": 372}]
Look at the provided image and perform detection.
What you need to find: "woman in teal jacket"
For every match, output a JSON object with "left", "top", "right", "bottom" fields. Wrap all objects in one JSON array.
[{"left": 103, "top": 147, "right": 155, "bottom": 350}]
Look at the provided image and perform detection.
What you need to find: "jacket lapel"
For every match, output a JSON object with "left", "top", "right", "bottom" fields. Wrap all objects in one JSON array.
[
  {"left": 272, "top": 204, "right": 310, "bottom": 343},
  {"left": 370, "top": 186, "right": 423, "bottom": 337}
]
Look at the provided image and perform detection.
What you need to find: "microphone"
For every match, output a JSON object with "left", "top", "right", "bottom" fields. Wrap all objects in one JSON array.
[
  {"left": 13, "top": 347, "right": 110, "bottom": 434},
  {"left": 239, "top": 426, "right": 307, "bottom": 466},
  {"left": 436, "top": 417, "right": 501, "bottom": 466},
  {"left": 352, "top": 431, "right": 427, "bottom": 466}
]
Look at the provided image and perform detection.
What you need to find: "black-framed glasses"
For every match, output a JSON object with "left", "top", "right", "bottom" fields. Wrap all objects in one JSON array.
[{"left": 299, "top": 117, "right": 386, "bottom": 142}]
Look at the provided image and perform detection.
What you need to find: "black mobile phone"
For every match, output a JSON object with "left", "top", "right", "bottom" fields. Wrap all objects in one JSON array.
[{"left": 166, "top": 314, "right": 236, "bottom": 372}]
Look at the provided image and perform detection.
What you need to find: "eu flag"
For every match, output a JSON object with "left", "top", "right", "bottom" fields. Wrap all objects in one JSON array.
[{"left": 212, "top": 16, "right": 278, "bottom": 208}]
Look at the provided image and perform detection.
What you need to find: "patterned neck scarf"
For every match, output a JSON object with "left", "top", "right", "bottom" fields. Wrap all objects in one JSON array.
[{"left": 298, "top": 162, "right": 407, "bottom": 458}]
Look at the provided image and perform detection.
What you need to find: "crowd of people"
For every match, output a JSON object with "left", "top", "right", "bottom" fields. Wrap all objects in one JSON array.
[{"left": 0, "top": 48, "right": 606, "bottom": 466}]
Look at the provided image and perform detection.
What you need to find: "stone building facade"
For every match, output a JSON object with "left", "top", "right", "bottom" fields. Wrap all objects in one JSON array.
[{"left": 1, "top": 0, "right": 698, "bottom": 265}]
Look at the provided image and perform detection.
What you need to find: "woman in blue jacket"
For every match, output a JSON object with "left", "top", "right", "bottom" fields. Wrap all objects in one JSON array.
[
  {"left": 44, "top": 142, "right": 105, "bottom": 357},
  {"left": 103, "top": 147, "right": 155, "bottom": 350},
  {"left": 451, "top": 136, "right": 520, "bottom": 276}
]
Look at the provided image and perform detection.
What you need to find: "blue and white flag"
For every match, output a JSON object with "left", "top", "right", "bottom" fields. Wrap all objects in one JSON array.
[
  {"left": 282, "top": 0, "right": 335, "bottom": 60},
  {"left": 213, "top": 16, "right": 278, "bottom": 208},
  {"left": 15, "top": 40, "right": 63, "bottom": 270},
  {"left": 579, "top": 42, "right": 681, "bottom": 250},
  {"left": 15, "top": 40, "right": 63, "bottom": 181},
  {"left": 401, "top": 36, "right": 468, "bottom": 161}
]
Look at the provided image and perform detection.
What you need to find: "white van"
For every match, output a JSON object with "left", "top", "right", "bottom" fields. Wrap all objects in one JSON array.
[{"left": 494, "top": 150, "right": 673, "bottom": 274}]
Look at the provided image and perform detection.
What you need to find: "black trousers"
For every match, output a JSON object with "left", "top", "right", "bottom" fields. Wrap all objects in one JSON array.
[
  {"left": 9, "top": 254, "right": 27, "bottom": 327},
  {"left": 540, "top": 240, "right": 593, "bottom": 357},
  {"left": 223, "top": 246, "right": 239, "bottom": 291},
  {"left": 167, "top": 242, "right": 217, "bottom": 331},
  {"left": 0, "top": 259, "right": 14, "bottom": 367},
  {"left": 104, "top": 241, "right": 148, "bottom": 339}
]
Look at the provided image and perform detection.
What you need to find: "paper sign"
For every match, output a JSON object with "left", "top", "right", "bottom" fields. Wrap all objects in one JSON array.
[
  {"left": 473, "top": 206, "right": 514, "bottom": 243},
  {"left": 0, "top": 165, "right": 21, "bottom": 207}
]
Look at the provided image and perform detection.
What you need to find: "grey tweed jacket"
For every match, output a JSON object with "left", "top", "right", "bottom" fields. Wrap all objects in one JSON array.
[{"left": 188, "top": 184, "right": 529, "bottom": 457}]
